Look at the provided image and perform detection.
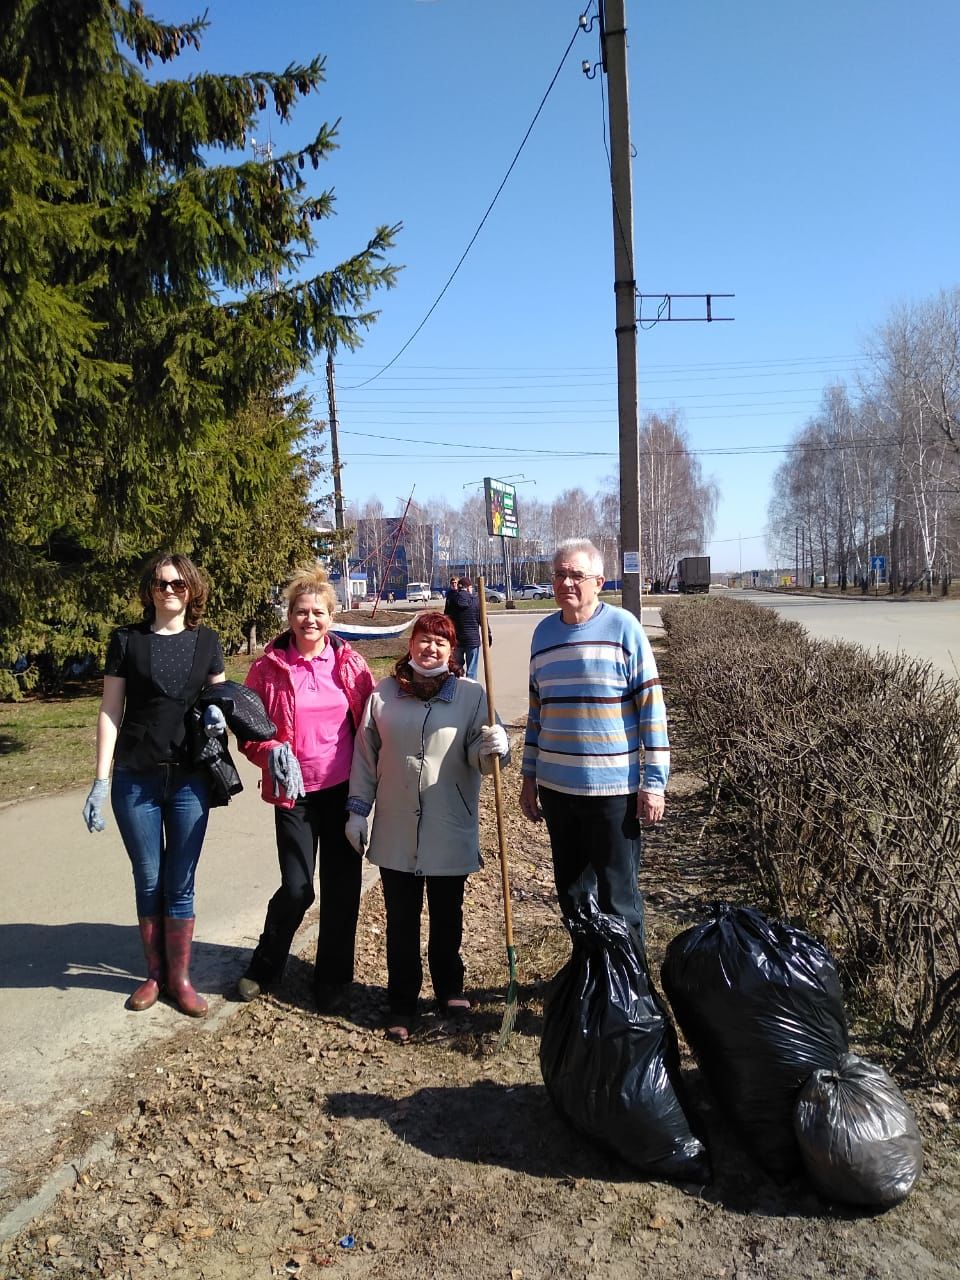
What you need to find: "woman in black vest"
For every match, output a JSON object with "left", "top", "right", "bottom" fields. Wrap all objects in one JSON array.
[{"left": 83, "top": 554, "right": 225, "bottom": 1016}]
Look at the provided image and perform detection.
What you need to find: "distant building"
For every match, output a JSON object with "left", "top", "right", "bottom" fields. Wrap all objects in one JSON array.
[{"left": 355, "top": 517, "right": 435, "bottom": 596}]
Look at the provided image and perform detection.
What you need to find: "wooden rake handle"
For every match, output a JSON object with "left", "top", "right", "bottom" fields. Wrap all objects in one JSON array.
[{"left": 477, "top": 576, "right": 514, "bottom": 951}]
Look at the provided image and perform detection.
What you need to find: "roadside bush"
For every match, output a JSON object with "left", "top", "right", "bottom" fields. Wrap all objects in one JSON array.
[{"left": 662, "top": 596, "right": 960, "bottom": 1065}]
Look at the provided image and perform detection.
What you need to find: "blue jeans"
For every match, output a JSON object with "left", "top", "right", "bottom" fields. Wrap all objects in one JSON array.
[
  {"left": 111, "top": 765, "right": 211, "bottom": 918},
  {"left": 461, "top": 646, "right": 480, "bottom": 679},
  {"left": 537, "top": 786, "right": 645, "bottom": 949}
]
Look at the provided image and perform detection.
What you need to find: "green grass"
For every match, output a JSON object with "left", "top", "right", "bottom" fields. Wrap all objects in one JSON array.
[{"left": 0, "top": 691, "right": 100, "bottom": 804}]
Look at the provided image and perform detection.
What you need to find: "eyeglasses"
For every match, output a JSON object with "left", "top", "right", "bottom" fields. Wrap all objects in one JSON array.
[
  {"left": 152, "top": 578, "right": 188, "bottom": 594},
  {"left": 552, "top": 570, "right": 596, "bottom": 584}
]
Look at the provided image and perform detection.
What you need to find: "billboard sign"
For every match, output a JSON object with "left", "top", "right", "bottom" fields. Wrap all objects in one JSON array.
[{"left": 484, "top": 477, "right": 519, "bottom": 539}]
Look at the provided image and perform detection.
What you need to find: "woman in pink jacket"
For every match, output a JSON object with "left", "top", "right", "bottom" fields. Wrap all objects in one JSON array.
[{"left": 237, "top": 567, "right": 374, "bottom": 1012}]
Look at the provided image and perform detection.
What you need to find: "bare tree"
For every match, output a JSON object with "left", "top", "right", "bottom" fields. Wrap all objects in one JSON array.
[{"left": 635, "top": 412, "right": 717, "bottom": 586}]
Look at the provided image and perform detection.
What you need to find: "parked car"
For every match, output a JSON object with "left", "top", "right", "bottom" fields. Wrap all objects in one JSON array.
[
  {"left": 517, "top": 584, "right": 551, "bottom": 599},
  {"left": 484, "top": 588, "right": 506, "bottom": 603}
]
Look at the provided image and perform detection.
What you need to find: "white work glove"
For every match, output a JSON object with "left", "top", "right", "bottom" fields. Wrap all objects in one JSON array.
[
  {"left": 268, "top": 742, "right": 306, "bottom": 801},
  {"left": 479, "top": 724, "right": 509, "bottom": 758},
  {"left": 82, "top": 778, "right": 110, "bottom": 833},
  {"left": 203, "top": 705, "right": 227, "bottom": 738},
  {"left": 345, "top": 812, "right": 370, "bottom": 854}
]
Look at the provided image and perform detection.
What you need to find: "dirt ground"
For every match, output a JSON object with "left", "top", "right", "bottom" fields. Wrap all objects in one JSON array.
[{"left": 2, "top": 736, "right": 958, "bottom": 1278}]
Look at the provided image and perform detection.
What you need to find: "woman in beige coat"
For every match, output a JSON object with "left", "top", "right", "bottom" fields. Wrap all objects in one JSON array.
[{"left": 345, "top": 612, "right": 508, "bottom": 1042}]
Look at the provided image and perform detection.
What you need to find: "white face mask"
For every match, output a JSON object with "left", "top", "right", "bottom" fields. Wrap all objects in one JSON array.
[{"left": 407, "top": 655, "right": 449, "bottom": 678}]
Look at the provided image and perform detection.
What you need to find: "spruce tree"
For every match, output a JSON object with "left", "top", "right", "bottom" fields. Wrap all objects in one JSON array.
[{"left": 0, "top": 1, "right": 398, "bottom": 689}]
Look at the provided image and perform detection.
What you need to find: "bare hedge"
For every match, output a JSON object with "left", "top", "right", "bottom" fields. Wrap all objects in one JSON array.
[{"left": 662, "top": 596, "right": 960, "bottom": 1065}]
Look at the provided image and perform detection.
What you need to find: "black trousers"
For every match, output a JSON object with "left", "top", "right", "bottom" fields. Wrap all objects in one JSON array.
[
  {"left": 537, "top": 786, "right": 646, "bottom": 949},
  {"left": 379, "top": 867, "right": 467, "bottom": 1017},
  {"left": 246, "top": 781, "right": 360, "bottom": 990}
]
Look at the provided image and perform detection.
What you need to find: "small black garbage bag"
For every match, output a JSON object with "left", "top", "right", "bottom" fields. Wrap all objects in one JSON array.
[
  {"left": 794, "top": 1053, "right": 923, "bottom": 1206},
  {"left": 661, "top": 903, "right": 848, "bottom": 1179},
  {"left": 539, "top": 901, "right": 710, "bottom": 1183}
]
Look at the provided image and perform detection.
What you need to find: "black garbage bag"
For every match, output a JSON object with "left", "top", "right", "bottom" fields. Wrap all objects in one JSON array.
[
  {"left": 794, "top": 1053, "right": 923, "bottom": 1206},
  {"left": 539, "top": 902, "right": 710, "bottom": 1183},
  {"left": 661, "top": 903, "right": 849, "bottom": 1179}
]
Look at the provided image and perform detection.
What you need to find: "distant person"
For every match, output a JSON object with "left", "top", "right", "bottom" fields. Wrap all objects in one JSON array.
[
  {"left": 236, "top": 566, "right": 375, "bottom": 1012},
  {"left": 82, "top": 553, "right": 226, "bottom": 1017},
  {"left": 519, "top": 538, "right": 669, "bottom": 948},
  {"left": 443, "top": 577, "right": 490, "bottom": 680},
  {"left": 345, "top": 612, "right": 508, "bottom": 1042}
]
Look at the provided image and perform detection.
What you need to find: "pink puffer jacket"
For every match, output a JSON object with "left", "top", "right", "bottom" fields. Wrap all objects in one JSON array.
[{"left": 238, "top": 631, "right": 375, "bottom": 808}]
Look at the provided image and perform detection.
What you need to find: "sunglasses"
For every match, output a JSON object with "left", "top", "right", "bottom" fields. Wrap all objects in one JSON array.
[{"left": 152, "top": 578, "right": 188, "bottom": 594}]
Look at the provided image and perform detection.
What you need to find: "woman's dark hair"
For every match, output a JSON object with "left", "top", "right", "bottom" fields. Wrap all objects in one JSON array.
[
  {"left": 394, "top": 610, "right": 463, "bottom": 681},
  {"left": 138, "top": 553, "right": 210, "bottom": 629}
]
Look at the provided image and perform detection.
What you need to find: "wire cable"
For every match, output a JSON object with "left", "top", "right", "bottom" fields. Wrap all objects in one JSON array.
[{"left": 345, "top": 14, "right": 590, "bottom": 391}]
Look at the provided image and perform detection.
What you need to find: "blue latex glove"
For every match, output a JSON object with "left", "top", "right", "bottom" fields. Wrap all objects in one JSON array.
[
  {"left": 268, "top": 743, "right": 306, "bottom": 802},
  {"left": 203, "top": 705, "right": 227, "bottom": 738},
  {"left": 83, "top": 778, "right": 110, "bottom": 833}
]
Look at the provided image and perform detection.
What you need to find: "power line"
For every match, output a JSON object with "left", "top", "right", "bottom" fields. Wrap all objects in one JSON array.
[
  {"left": 339, "top": 426, "right": 911, "bottom": 459},
  {"left": 345, "top": 16, "right": 590, "bottom": 391},
  {"left": 339, "top": 352, "right": 865, "bottom": 372}
]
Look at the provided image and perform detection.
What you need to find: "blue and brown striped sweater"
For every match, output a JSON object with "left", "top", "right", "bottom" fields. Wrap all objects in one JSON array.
[{"left": 522, "top": 602, "right": 670, "bottom": 796}]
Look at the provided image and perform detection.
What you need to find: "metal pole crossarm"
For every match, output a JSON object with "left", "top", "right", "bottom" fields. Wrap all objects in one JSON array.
[{"left": 637, "top": 293, "right": 735, "bottom": 322}]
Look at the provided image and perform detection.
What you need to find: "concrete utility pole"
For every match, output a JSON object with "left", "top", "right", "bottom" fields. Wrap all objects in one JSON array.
[
  {"left": 602, "top": 0, "right": 641, "bottom": 618},
  {"left": 325, "top": 349, "right": 350, "bottom": 608}
]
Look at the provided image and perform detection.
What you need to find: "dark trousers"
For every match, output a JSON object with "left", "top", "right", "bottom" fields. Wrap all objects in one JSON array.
[
  {"left": 246, "top": 781, "right": 360, "bottom": 990},
  {"left": 379, "top": 867, "right": 467, "bottom": 1017},
  {"left": 537, "top": 786, "right": 645, "bottom": 948}
]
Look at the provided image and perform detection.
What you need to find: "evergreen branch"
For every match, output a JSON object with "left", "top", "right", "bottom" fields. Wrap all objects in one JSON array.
[{"left": 114, "top": 1, "right": 206, "bottom": 66}]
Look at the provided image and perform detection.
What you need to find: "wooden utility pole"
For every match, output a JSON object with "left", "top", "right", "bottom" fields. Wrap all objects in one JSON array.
[
  {"left": 325, "top": 348, "right": 351, "bottom": 608},
  {"left": 602, "top": 0, "right": 641, "bottom": 618}
]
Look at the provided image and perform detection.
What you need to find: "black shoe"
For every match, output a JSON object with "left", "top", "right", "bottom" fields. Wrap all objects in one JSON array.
[
  {"left": 236, "top": 975, "right": 262, "bottom": 1002},
  {"left": 313, "top": 982, "right": 351, "bottom": 1014}
]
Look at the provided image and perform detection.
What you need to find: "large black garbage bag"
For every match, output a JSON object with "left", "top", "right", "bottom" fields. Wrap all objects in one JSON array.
[
  {"left": 794, "top": 1053, "right": 923, "bottom": 1206},
  {"left": 661, "top": 903, "right": 848, "bottom": 1179},
  {"left": 539, "top": 902, "right": 710, "bottom": 1183}
]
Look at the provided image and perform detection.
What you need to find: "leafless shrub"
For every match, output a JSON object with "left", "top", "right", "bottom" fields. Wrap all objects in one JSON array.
[{"left": 663, "top": 597, "right": 960, "bottom": 1065}]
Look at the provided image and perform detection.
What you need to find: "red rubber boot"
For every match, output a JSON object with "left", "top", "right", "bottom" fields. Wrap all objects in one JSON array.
[
  {"left": 163, "top": 917, "right": 208, "bottom": 1017},
  {"left": 128, "top": 916, "right": 164, "bottom": 1011}
]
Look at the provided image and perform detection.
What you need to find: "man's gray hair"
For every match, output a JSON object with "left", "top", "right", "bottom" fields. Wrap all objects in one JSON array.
[{"left": 553, "top": 539, "right": 604, "bottom": 576}]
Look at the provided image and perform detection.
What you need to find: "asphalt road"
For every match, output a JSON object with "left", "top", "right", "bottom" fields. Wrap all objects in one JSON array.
[{"left": 732, "top": 588, "right": 960, "bottom": 678}]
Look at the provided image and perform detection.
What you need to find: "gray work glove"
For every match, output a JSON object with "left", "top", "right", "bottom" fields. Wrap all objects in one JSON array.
[
  {"left": 203, "top": 705, "right": 227, "bottom": 737},
  {"left": 268, "top": 742, "right": 306, "bottom": 802},
  {"left": 82, "top": 778, "right": 110, "bottom": 833},
  {"left": 344, "top": 812, "right": 370, "bottom": 854}
]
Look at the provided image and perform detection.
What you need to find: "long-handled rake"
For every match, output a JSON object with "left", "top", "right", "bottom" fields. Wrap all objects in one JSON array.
[{"left": 478, "top": 577, "right": 518, "bottom": 1048}]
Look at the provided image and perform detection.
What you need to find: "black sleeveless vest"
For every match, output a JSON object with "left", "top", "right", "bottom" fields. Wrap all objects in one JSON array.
[{"left": 114, "top": 624, "right": 220, "bottom": 771}]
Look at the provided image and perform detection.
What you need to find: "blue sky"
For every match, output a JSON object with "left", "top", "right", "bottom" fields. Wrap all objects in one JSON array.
[{"left": 170, "top": 0, "right": 959, "bottom": 572}]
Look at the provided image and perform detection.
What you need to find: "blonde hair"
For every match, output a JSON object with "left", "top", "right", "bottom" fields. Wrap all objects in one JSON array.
[{"left": 283, "top": 565, "right": 337, "bottom": 617}]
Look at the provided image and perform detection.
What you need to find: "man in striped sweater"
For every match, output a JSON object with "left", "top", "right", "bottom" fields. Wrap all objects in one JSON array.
[{"left": 519, "top": 539, "right": 669, "bottom": 945}]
